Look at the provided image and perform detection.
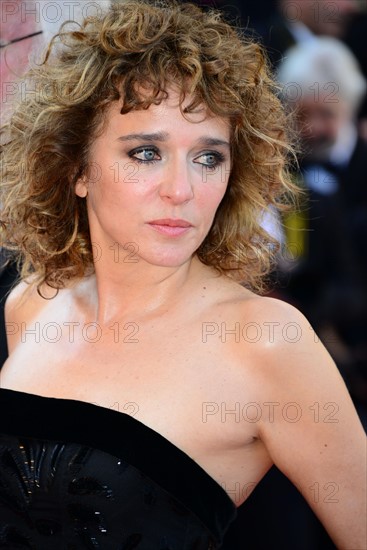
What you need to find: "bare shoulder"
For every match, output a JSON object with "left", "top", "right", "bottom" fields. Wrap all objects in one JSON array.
[
  {"left": 6, "top": 279, "right": 37, "bottom": 319},
  {"left": 212, "top": 278, "right": 317, "bottom": 353},
  {"left": 234, "top": 290, "right": 310, "bottom": 327},
  {"left": 5, "top": 277, "right": 56, "bottom": 318},
  {"left": 213, "top": 284, "right": 348, "bottom": 405},
  {"left": 5, "top": 278, "right": 60, "bottom": 352},
  {"left": 227, "top": 290, "right": 332, "bottom": 371}
]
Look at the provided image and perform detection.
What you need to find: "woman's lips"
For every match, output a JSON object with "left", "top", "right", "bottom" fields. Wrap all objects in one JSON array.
[{"left": 147, "top": 219, "right": 193, "bottom": 236}]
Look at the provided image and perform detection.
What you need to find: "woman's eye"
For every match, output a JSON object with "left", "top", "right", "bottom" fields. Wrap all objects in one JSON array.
[
  {"left": 194, "top": 152, "right": 225, "bottom": 170},
  {"left": 129, "top": 147, "right": 160, "bottom": 163}
]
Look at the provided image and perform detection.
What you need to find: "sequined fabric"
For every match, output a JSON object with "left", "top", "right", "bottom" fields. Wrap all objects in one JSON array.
[{"left": 0, "top": 389, "right": 237, "bottom": 549}]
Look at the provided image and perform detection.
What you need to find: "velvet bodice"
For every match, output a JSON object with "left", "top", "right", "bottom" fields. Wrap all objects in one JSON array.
[{"left": 0, "top": 387, "right": 237, "bottom": 549}]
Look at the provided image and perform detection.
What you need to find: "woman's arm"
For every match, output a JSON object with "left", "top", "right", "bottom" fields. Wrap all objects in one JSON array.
[{"left": 250, "top": 299, "right": 366, "bottom": 549}]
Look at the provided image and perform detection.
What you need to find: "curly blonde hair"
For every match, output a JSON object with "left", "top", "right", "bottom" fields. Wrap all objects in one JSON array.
[{"left": 0, "top": 0, "right": 296, "bottom": 294}]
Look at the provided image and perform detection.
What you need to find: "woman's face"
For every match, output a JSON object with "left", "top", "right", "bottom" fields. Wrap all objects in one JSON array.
[{"left": 76, "top": 89, "right": 231, "bottom": 269}]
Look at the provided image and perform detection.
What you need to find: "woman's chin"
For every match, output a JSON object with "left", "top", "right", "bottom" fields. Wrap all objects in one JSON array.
[{"left": 141, "top": 249, "right": 196, "bottom": 269}]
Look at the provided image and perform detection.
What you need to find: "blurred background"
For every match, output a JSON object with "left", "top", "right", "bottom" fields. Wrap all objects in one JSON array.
[{"left": 1, "top": 1, "right": 366, "bottom": 548}]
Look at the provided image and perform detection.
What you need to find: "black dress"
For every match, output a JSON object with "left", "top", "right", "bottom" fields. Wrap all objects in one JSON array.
[{"left": 0, "top": 387, "right": 237, "bottom": 549}]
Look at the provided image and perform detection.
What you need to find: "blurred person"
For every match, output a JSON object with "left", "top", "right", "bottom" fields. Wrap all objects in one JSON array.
[
  {"left": 277, "top": 36, "right": 367, "bottom": 421},
  {"left": 258, "top": 0, "right": 367, "bottom": 140},
  {"left": 277, "top": 37, "right": 366, "bottom": 163},
  {"left": 0, "top": 2, "right": 366, "bottom": 549}
]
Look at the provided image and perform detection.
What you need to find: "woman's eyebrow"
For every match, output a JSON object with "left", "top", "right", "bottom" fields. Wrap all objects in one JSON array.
[
  {"left": 198, "top": 137, "right": 230, "bottom": 148},
  {"left": 117, "top": 132, "right": 230, "bottom": 148},
  {"left": 117, "top": 132, "right": 169, "bottom": 142}
]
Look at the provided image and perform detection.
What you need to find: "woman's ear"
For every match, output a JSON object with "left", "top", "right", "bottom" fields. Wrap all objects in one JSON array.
[{"left": 75, "top": 175, "right": 88, "bottom": 198}]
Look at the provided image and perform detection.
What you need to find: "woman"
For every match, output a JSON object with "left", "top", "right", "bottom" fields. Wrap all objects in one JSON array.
[{"left": 0, "top": 1, "right": 365, "bottom": 548}]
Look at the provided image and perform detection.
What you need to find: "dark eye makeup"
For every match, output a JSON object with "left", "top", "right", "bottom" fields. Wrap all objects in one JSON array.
[
  {"left": 194, "top": 151, "right": 226, "bottom": 170},
  {"left": 127, "top": 146, "right": 226, "bottom": 170},
  {"left": 128, "top": 146, "right": 161, "bottom": 164}
]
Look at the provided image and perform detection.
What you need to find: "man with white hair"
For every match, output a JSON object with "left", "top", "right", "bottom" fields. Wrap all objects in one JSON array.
[
  {"left": 278, "top": 37, "right": 366, "bottom": 166},
  {"left": 257, "top": 0, "right": 367, "bottom": 138}
]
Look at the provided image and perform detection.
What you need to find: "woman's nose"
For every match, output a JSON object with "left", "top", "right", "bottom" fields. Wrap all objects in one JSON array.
[{"left": 159, "top": 158, "right": 194, "bottom": 204}]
